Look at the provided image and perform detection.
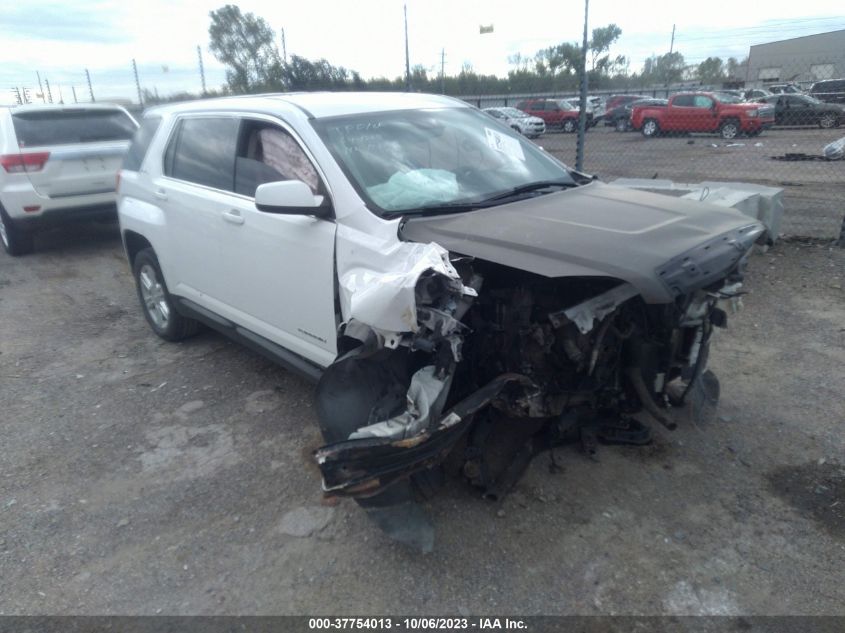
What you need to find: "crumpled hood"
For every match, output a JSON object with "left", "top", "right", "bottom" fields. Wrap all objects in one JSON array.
[{"left": 399, "top": 181, "right": 763, "bottom": 303}]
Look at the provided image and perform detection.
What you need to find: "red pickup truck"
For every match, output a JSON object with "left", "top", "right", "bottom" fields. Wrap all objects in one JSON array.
[
  {"left": 630, "top": 92, "right": 775, "bottom": 139},
  {"left": 516, "top": 99, "right": 588, "bottom": 133}
]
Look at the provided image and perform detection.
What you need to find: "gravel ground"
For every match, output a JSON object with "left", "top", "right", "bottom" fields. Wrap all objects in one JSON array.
[
  {"left": 541, "top": 126, "right": 844, "bottom": 238},
  {"left": 0, "top": 219, "right": 843, "bottom": 616}
]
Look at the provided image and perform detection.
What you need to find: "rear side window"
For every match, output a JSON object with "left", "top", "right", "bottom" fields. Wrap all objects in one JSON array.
[
  {"left": 11, "top": 109, "right": 137, "bottom": 147},
  {"left": 815, "top": 80, "right": 845, "bottom": 92},
  {"left": 673, "top": 95, "right": 695, "bottom": 107},
  {"left": 123, "top": 116, "right": 162, "bottom": 171},
  {"left": 164, "top": 117, "right": 239, "bottom": 191}
]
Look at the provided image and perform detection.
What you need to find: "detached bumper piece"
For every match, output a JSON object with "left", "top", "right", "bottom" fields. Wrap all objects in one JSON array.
[{"left": 314, "top": 373, "right": 532, "bottom": 498}]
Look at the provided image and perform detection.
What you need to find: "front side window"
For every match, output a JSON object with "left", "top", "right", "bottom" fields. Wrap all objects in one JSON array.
[
  {"left": 693, "top": 96, "right": 714, "bottom": 108},
  {"left": 312, "top": 107, "right": 574, "bottom": 216},
  {"left": 165, "top": 117, "right": 239, "bottom": 191},
  {"left": 234, "top": 120, "right": 321, "bottom": 197}
]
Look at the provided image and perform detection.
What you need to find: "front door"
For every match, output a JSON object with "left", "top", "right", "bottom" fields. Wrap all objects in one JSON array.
[{"left": 213, "top": 117, "right": 338, "bottom": 367}]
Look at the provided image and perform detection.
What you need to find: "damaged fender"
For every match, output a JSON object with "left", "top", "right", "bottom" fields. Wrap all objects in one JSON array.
[
  {"left": 315, "top": 374, "right": 533, "bottom": 497},
  {"left": 337, "top": 239, "right": 476, "bottom": 343}
]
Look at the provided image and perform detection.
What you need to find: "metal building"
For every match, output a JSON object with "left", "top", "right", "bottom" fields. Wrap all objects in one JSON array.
[{"left": 745, "top": 29, "right": 845, "bottom": 88}]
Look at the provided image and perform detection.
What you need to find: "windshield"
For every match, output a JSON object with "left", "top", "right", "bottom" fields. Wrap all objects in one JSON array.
[
  {"left": 312, "top": 108, "right": 575, "bottom": 215},
  {"left": 713, "top": 93, "right": 743, "bottom": 104},
  {"left": 501, "top": 107, "right": 528, "bottom": 118}
]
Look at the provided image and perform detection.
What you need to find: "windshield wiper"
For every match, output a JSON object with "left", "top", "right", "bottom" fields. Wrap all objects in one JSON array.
[
  {"left": 387, "top": 179, "right": 577, "bottom": 217},
  {"left": 391, "top": 201, "right": 491, "bottom": 217},
  {"left": 480, "top": 179, "right": 576, "bottom": 203}
]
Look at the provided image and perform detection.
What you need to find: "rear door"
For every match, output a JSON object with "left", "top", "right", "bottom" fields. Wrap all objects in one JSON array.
[
  {"left": 156, "top": 115, "right": 240, "bottom": 303},
  {"left": 11, "top": 108, "right": 137, "bottom": 197}
]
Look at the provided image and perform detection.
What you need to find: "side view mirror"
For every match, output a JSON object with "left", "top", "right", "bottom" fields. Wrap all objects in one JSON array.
[{"left": 255, "top": 180, "right": 331, "bottom": 218}]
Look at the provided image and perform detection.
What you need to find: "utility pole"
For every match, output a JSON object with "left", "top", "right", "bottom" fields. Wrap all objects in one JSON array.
[
  {"left": 85, "top": 68, "right": 95, "bottom": 101},
  {"left": 404, "top": 4, "right": 411, "bottom": 92},
  {"left": 12, "top": 87, "right": 22, "bottom": 105},
  {"left": 71, "top": 86, "right": 78, "bottom": 103},
  {"left": 440, "top": 48, "right": 446, "bottom": 94},
  {"left": 669, "top": 24, "right": 676, "bottom": 54},
  {"left": 197, "top": 45, "right": 207, "bottom": 95},
  {"left": 36, "top": 71, "right": 45, "bottom": 102},
  {"left": 575, "top": 0, "right": 589, "bottom": 172},
  {"left": 281, "top": 28, "right": 287, "bottom": 64},
  {"left": 45, "top": 78, "right": 53, "bottom": 103},
  {"left": 132, "top": 59, "right": 143, "bottom": 105}
]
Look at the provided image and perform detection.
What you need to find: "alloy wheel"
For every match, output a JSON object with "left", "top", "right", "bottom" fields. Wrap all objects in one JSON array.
[
  {"left": 0, "top": 214, "right": 8, "bottom": 249},
  {"left": 139, "top": 264, "right": 170, "bottom": 330}
]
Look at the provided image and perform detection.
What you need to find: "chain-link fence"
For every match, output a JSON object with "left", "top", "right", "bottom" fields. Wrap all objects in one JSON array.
[{"left": 465, "top": 58, "right": 845, "bottom": 240}]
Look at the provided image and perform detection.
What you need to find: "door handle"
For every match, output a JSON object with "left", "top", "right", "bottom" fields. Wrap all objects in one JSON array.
[
  {"left": 222, "top": 210, "right": 245, "bottom": 225},
  {"left": 154, "top": 188, "right": 168, "bottom": 201}
]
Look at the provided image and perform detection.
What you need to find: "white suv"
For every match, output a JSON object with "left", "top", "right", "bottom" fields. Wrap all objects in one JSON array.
[
  {"left": 0, "top": 104, "right": 138, "bottom": 255},
  {"left": 482, "top": 107, "right": 545, "bottom": 137},
  {"left": 118, "top": 93, "right": 761, "bottom": 548}
]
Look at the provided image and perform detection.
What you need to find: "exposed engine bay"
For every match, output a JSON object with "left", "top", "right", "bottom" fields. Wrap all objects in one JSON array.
[
  {"left": 315, "top": 181, "right": 764, "bottom": 549},
  {"left": 315, "top": 245, "right": 748, "bottom": 516}
]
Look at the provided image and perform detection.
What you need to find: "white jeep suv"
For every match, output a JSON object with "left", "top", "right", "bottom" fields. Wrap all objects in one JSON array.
[
  {"left": 482, "top": 107, "right": 545, "bottom": 138},
  {"left": 118, "top": 93, "right": 761, "bottom": 548},
  {"left": 0, "top": 104, "right": 137, "bottom": 255}
]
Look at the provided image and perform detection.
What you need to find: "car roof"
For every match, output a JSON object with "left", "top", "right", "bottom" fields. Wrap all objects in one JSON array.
[
  {"left": 145, "top": 92, "right": 470, "bottom": 119},
  {"left": 3, "top": 103, "right": 130, "bottom": 114}
]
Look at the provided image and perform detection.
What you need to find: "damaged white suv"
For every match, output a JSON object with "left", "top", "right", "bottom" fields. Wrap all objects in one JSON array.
[{"left": 119, "top": 93, "right": 762, "bottom": 549}]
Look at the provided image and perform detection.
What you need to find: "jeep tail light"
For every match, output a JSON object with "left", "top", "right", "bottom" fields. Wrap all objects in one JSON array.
[{"left": 0, "top": 152, "right": 50, "bottom": 173}]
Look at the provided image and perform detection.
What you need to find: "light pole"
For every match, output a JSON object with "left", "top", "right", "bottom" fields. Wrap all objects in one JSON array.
[
  {"left": 404, "top": 4, "right": 411, "bottom": 92},
  {"left": 575, "top": 0, "right": 589, "bottom": 172}
]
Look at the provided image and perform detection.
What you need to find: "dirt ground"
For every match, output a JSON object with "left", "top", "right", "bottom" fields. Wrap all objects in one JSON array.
[
  {"left": 0, "top": 218, "right": 844, "bottom": 616},
  {"left": 542, "top": 126, "right": 844, "bottom": 238}
]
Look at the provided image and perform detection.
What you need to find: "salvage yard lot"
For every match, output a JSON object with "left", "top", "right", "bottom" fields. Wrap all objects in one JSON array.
[
  {"left": 1, "top": 199, "right": 844, "bottom": 613},
  {"left": 542, "top": 126, "right": 844, "bottom": 238}
]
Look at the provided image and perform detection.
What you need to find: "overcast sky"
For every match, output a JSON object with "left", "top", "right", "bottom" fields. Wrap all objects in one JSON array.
[{"left": 1, "top": 0, "right": 843, "bottom": 105}]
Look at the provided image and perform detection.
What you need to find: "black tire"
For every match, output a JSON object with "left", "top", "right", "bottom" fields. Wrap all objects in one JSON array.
[
  {"left": 819, "top": 112, "right": 838, "bottom": 129},
  {"left": 132, "top": 247, "right": 200, "bottom": 341},
  {"left": 747, "top": 129, "right": 762, "bottom": 137},
  {"left": 0, "top": 206, "right": 35, "bottom": 256},
  {"left": 510, "top": 125, "right": 522, "bottom": 135},
  {"left": 562, "top": 119, "right": 577, "bottom": 133},
  {"left": 719, "top": 118, "right": 741, "bottom": 140},
  {"left": 615, "top": 118, "right": 629, "bottom": 132},
  {"left": 641, "top": 118, "right": 659, "bottom": 137}
]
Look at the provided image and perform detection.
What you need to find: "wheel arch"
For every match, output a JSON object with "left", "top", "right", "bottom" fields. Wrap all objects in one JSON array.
[{"left": 123, "top": 230, "right": 153, "bottom": 268}]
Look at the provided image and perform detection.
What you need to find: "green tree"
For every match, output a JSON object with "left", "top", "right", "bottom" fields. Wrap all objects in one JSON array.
[
  {"left": 589, "top": 24, "right": 622, "bottom": 72},
  {"left": 641, "top": 52, "right": 686, "bottom": 85},
  {"left": 208, "top": 5, "right": 282, "bottom": 93},
  {"left": 696, "top": 57, "right": 725, "bottom": 84}
]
